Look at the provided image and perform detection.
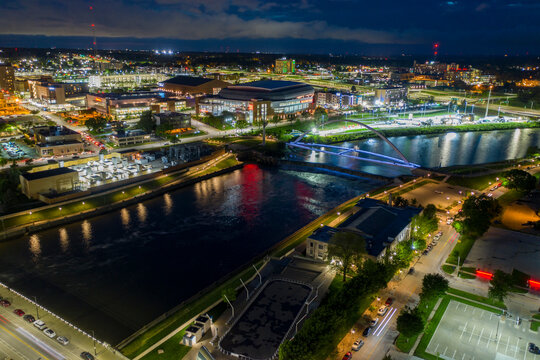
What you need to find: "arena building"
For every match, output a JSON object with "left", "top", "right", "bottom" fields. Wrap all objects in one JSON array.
[{"left": 197, "top": 80, "right": 314, "bottom": 124}]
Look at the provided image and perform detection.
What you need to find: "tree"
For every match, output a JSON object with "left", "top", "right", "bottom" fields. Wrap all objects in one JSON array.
[
  {"left": 488, "top": 270, "right": 512, "bottom": 303},
  {"left": 137, "top": 110, "right": 155, "bottom": 133},
  {"left": 412, "top": 214, "right": 438, "bottom": 240},
  {"left": 328, "top": 231, "right": 366, "bottom": 282},
  {"left": 396, "top": 307, "right": 424, "bottom": 338},
  {"left": 235, "top": 119, "right": 248, "bottom": 129},
  {"left": 155, "top": 122, "right": 173, "bottom": 138},
  {"left": 271, "top": 114, "right": 280, "bottom": 125},
  {"left": 85, "top": 116, "right": 107, "bottom": 133},
  {"left": 421, "top": 273, "right": 449, "bottom": 299},
  {"left": 313, "top": 107, "right": 327, "bottom": 125},
  {"left": 351, "top": 85, "right": 357, "bottom": 92},
  {"left": 423, "top": 204, "right": 437, "bottom": 220},
  {"left": 393, "top": 196, "right": 409, "bottom": 207},
  {"left": 454, "top": 194, "right": 501, "bottom": 237},
  {"left": 503, "top": 169, "right": 537, "bottom": 192}
]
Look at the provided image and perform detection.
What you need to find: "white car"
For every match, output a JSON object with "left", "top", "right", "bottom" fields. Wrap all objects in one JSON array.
[
  {"left": 352, "top": 338, "right": 364, "bottom": 351},
  {"left": 33, "top": 320, "right": 46, "bottom": 330},
  {"left": 369, "top": 318, "right": 379, "bottom": 327},
  {"left": 43, "top": 328, "right": 56, "bottom": 338},
  {"left": 56, "top": 336, "right": 69, "bottom": 345},
  {"left": 377, "top": 305, "right": 388, "bottom": 316}
]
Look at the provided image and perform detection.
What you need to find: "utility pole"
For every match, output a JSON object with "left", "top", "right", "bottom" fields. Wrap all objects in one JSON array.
[
  {"left": 92, "top": 330, "right": 97, "bottom": 356},
  {"left": 33, "top": 296, "right": 39, "bottom": 319}
]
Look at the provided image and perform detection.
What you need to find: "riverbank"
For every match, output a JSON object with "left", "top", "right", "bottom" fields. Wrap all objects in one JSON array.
[{"left": 0, "top": 154, "right": 241, "bottom": 241}]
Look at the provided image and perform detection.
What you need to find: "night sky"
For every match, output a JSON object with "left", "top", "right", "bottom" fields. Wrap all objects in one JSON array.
[{"left": 0, "top": 0, "right": 539, "bottom": 55}]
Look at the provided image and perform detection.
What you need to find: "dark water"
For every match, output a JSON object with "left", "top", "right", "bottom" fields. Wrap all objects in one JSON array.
[
  {"left": 297, "top": 128, "right": 540, "bottom": 177},
  {"left": 0, "top": 165, "right": 377, "bottom": 344}
]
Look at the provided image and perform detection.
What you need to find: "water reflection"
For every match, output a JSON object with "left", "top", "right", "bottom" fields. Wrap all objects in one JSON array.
[
  {"left": 120, "top": 208, "right": 130, "bottom": 228},
  {"left": 59, "top": 228, "right": 69, "bottom": 252},
  {"left": 137, "top": 203, "right": 147, "bottom": 223},
  {"left": 163, "top": 193, "right": 173, "bottom": 215},
  {"left": 28, "top": 234, "right": 41, "bottom": 261},
  {"left": 81, "top": 220, "right": 92, "bottom": 247}
]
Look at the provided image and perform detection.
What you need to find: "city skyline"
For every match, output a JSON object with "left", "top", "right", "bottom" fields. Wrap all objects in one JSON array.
[{"left": 0, "top": 0, "right": 539, "bottom": 55}]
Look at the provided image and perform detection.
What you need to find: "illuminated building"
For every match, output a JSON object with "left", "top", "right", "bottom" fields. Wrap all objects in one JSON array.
[
  {"left": 159, "top": 76, "right": 230, "bottom": 96},
  {"left": 110, "top": 129, "right": 151, "bottom": 146},
  {"left": 374, "top": 87, "right": 408, "bottom": 106},
  {"left": 88, "top": 73, "right": 168, "bottom": 89},
  {"left": 274, "top": 58, "right": 296, "bottom": 74},
  {"left": 32, "top": 126, "right": 85, "bottom": 157},
  {"left": 28, "top": 80, "right": 88, "bottom": 105},
  {"left": 152, "top": 112, "right": 191, "bottom": 133},
  {"left": 20, "top": 167, "right": 79, "bottom": 200},
  {"left": 197, "top": 80, "right": 313, "bottom": 124},
  {"left": 0, "top": 64, "right": 15, "bottom": 93},
  {"left": 316, "top": 91, "right": 362, "bottom": 109},
  {"left": 86, "top": 92, "right": 186, "bottom": 120}
]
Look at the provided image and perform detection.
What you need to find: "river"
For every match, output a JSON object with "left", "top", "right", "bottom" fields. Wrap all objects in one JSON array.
[{"left": 1, "top": 128, "right": 538, "bottom": 345}]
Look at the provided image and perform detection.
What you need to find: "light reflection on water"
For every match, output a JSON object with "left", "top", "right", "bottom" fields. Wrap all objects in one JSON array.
[
  {"left": 81, "top": 220, "right": 92, "bottom": 247},
  {"left": 59, "top": 228, "right": 68, "bottom": 253},
  {"left": 120, "top": 208, "right": 130, "bottom": 228},
  {"left": 163, "top": 193, "right": 173, "bottom": 215},
  {"left": 28, "top": 234, "right": 40, "bottom": 261},
  {"left": 137, "top": 203, "right": 147, "bottom": 223}
]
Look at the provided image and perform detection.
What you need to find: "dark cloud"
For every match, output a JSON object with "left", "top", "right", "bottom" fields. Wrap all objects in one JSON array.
[{"left": 0, "top": 0, "right": 537, "bottom": 54}]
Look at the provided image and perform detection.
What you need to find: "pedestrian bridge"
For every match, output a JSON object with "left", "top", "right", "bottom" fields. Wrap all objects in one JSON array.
[{"left": 287, "top": 119, "right": 421, "bottom": 169}]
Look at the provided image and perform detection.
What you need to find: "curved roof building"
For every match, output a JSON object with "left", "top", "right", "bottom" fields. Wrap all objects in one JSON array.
[{"left": 217, "top": 80, "right": 314, "bottom": 101}]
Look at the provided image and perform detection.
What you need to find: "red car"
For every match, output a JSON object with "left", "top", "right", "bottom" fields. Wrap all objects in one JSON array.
[
  {"left": 0, "top": 300, "right": 11, "bottom": 307},
  {"left": 13, "top": 309, "right": 24, "bottom": 316},
  {"left": 342, "top": 352, "right": 352, "bottom": 360},
  {"left": 385, "top": 297, "right": 393, "bottom": 306}
]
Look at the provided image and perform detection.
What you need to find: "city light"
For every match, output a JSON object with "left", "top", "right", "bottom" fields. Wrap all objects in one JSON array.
[{"left": 476, "top": 270, "right": 494, "bottom": 280}]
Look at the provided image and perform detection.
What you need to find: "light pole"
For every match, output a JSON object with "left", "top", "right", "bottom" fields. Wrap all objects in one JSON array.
[
  {"left": 92, "top": 330, "right": 97, "bottom": 356},
  {"left": 33, "top": 296, "right": 40, "bottom": 319},
  {"left": 484, "top": 86, "right": 492, "bottom": 118}
]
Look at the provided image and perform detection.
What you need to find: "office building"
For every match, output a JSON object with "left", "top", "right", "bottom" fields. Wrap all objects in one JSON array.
[
  {"left": 274, "top": 58, "right": 296, "bottom": 74},
  {"left": 152, "top": 112, "right": 191, "bottom": 133},
  {"left": 0, "top": 64, "right": 15, "bottom": 93},
  {"left": 159, "top": 76, "right": 230, "bottom": 96},
  {"left": 197, "top": 80, "right": 313, "bottom": 124},
  {"left": 316, "top": 91, "right": 362, "bottom": 109},
  {"left": 20, "top": 167, "right": 79, "bottom": 200},
  {"left": 306, "top": 198, "right": 422, "bottom": 261},
  {"left": 374, "top": 87, "right": 408, "bottom": 106},
  {"left": 32, "top": 126, "right": 85, "bottom": 157},
  {"left": 86, "top": 92, "right": 186, "bottom": 120},
  {"left": 28, "top": 81, "right": 88, "bottom": 105},
  {"left": 88, "top": 73, "right": 168, "bottom": 89},
  {"left": 110, "top": 129, "right": 151, "bottom": 146}
]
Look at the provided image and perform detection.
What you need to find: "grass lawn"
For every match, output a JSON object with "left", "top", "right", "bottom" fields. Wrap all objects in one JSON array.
[
  {"left": 445, "top": 234, "right": 475, "bottom": 266},
  {"left": 446, "top": 172, "right": 505, "bottom": 190},
  {"left": 531, "top": 321, "right": 540, "bottom": 332},
  {"left": 441, "top": 265, "right": 455, "bottom": 274},
  {"left": 446, "top": 287, "right": 506, "bottom": 309},
  {"left": 533, "top": 314, "right": 540, "bottom": 321},
  {"left": 458, "top": 271, "right": 476, "bottom": 279},
  {"left": 497, "top": 189, "right": 526, "bottom": 207},
  {"left": 140, "top": 330, "right": 191, "bottom": 360}
]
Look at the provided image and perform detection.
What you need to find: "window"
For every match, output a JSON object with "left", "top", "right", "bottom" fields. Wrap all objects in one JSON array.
[
  {"left": 309, "top": 242, "right": 314, "bottom": 247},
  {"left": 318, "top": 244, "right": 324, "bottom": 250}
]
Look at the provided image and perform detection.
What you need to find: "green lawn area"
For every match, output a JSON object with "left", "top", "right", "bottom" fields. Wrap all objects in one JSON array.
[
  {"left": 531, "top": 321, "right": 540, "bottom": 332},
  {"left": 446, "top": 287, "right": 506, "bottom": 309},
  {"left": 497, "top": 189, "right": 526, "bottom": 207},
  {"left": 446, "top": 172, "right": 505, "bottom": 190},
  {"left": 458, "top": 271, "right": 476, "bottom": 279},
  {"left": 533, "top": 314, "right": 540, "bottom": 321},
  {"left": 446, "top": 234, "right": 475, "bottom": 266},
  {"left": 441, "top": 265, "right": 455, "bottom": 274}
]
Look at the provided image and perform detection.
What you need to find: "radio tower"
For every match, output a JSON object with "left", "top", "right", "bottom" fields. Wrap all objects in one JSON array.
[
  {"left": 90, "top": 5, "right": 97, "bottom": 57},
  {"left": 433, "top": 42, "right": 439, "bottom": 61}
]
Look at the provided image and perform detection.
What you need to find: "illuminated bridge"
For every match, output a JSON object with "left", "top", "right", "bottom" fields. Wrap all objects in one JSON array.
[{"left": 287, "top": 119, "right": 421, "bottom": 169}]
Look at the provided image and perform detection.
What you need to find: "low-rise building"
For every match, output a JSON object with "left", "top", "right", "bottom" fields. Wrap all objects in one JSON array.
[
  {"left": 152, "top": 112, "right": 191, "bottom": 133},
  {"left": 20, "top": 167, "right": 79, "bottom": 200},
  {"left": 374, "top": 87, "right": 408, "bottom": 106},
  {"left": 110, "top": 129, "right": 151, "bottom": 146},
  {"left": 88, "top": 73, "right": 168, "bottom": 89},
  {"left": 32, "top": 126, "right": 85, "bottom": 157},
  {"left": 36, "top": 140, "right": 84, "bottom": 157},
  {"left": 306, "top": 198, "right": 422, "bottom": 261}
]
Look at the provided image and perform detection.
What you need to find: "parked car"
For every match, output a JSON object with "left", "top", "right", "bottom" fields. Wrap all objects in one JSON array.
[
  {"left": 529, "top": 343, "right": 540, "bottom": 354},
  {"left": 369, "top": 318, "right": 379, "bottom": 327},
  {"left": 423, "top": 249, "right": 429, "bottom": 255},
  {"left": 23, "top": 314, "right": 35, "bottom": 323},
  {"left": 362, "top": 327, "right": 372, "bottom": 337},
  {"left": 0, "top": 299, "right": 11, "bottom": 307},
  {"left": 446, "top": 217, "right": 454, "bottom": 225},
  {"left": 377, "top": 305, "right": 388, "bottom": 316},
  {"left": 13, "top": 309, "right": 25, "bottom": 316},
  {"left": 352, "top": 338, "right": 364, "bottom": 351},
  {"left": 385, "top": 297, "right": 393, "bottom": 306},
  {"left": 408, "top": 267, "right": 415, "bottom": 275},
  {"left": 33, "top": 320, "right": 46, "bottom": 330},
  {"left": 80, "top": 352, "right": 95, "bottom": 360},
  {"left": 56, "top": 336, "right": 69, "bottom": 346},
  {"left": 43, "top": 328, "right": 56, "bottom": 338}
]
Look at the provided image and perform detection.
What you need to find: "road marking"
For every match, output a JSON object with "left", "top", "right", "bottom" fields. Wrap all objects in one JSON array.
[
  {"left": 0, "top": 324, "right": 49, "bottom": 360},
  {"left": 0, "top": 333, "right": 30, "bottom": 360},
  {"left": 477, "top": 328, "right": 484, "bottom": 345},
  {"left": 462, "top": 353, "right": 465, "bottom": 360},
  {"left": 515, "top": 338, "right": 519, "bottom": 358},
  {"left": 453, "top": 349, "right": 457, "bottom": 359},
  {"left": 486, "top": 329, "right": 493, "bottom": 348},
  {"left": 434, "top": 343, "right": 440, "bottom": 354},
  {"left": 460, "top": 322, "right": 468, "bottom": 340},
  {"left": 490, "top": 313, "right": 493, "bottom": 320},
  {"left": 374, "top": 307, "right": 397, "bottom": 336},
  {"left": 506, "top": 335, "right": 510, "bottom": 353},
  {"left": 496, "top": 333, "right": 502, "bottom": 352},
  {"left": 469, "top": 324, "right": 476, "bottom": 343},
  {"left": 444, "top": 346, "right": 448, "bottom": 355}
]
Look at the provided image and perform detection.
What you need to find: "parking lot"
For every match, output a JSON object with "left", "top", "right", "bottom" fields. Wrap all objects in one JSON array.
[
  {"left": 400, "top": 181, "right": 469, "bottom": 209},
  {"left": 465, "top": 227, "right": 540, "bottom": 279},
  {"left": 426, "top": 300, "right": 540, "bottom": 360}
]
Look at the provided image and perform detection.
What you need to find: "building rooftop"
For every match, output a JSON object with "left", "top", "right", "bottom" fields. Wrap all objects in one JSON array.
[
  {"left": 308, "top": 225, "right": 339, "bottom": 244},
  {"left": 88, "top": 92, "right": 166, "bottom": 101},
  {"left": 22, "top": 167, "right": 77, "bottom": 181},
  {"left": 217, "top": 80, "right": 314, "bottom": 102},
  {"left": 34, "top": 126, "right": 79, "bottom": 137},
  {"left": 231, "top": 80, "right": 304, "bottom": 91},
  {"left": 162, "top": 76, "right": 214, "bottom": 87}
]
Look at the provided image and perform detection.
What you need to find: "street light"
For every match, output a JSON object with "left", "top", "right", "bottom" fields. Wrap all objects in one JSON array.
[{"left": 33, "top": 296, "right": 40, "bottom": 319}]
